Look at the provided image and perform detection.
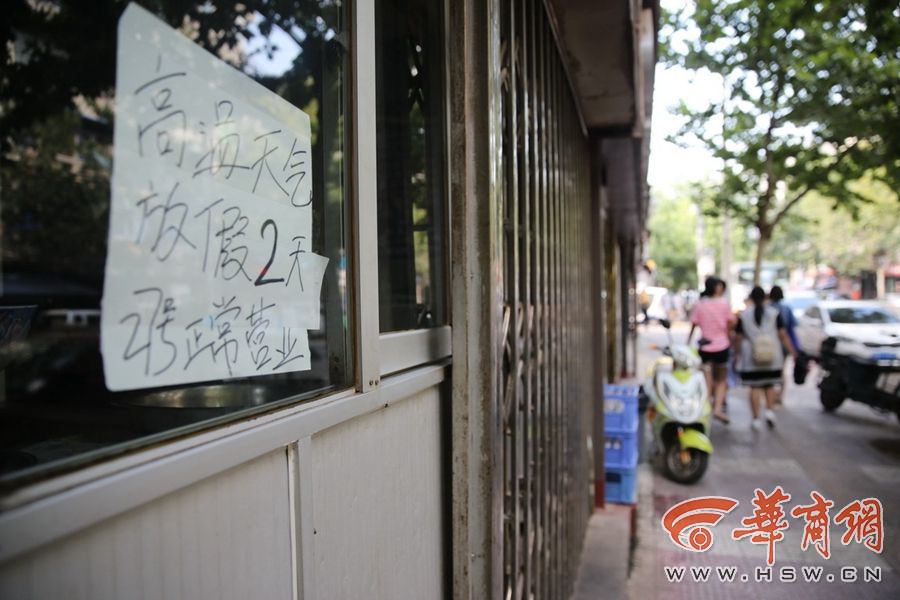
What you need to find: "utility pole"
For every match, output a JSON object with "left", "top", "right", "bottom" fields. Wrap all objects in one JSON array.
[
  {"left": 875, "top": 249, "right": 887, "bottom": 300},
  {"left": 722, "top": 211, "right": 733, "bottom": 302},
  {"left": 695, "top": 203, "right": 714, "bottom": 289}
]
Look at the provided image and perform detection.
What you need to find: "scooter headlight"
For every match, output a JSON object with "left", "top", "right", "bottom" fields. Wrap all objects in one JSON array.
[{"left": 660, "top": 377, "right": 706, "bottom": 423}]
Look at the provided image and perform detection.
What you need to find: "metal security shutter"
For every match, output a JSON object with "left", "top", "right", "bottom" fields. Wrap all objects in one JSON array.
[{"left": 497, "top": 0, "right": 594, "bottom": 597}]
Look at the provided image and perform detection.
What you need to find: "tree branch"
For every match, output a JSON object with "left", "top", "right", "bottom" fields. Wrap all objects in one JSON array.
[
  {"left": 770, "top": 139, "right": 859, "bottom": 228},
  {"left": 770, "top": 185, "right": 812, "bottom": 229},
  {"left": 760, "top": 72, "right": 786, "bottom": 212}
]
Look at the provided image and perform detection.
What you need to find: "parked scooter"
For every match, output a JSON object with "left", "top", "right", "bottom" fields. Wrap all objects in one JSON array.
[{"left": 642, "top": 320, "right": 713, "bottom": 484}]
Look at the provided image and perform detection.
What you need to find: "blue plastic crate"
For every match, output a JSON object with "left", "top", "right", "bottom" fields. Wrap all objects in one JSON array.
[
  {"left": 604, "top": 428, "right": 638, "bottom": 468},
  {"left": 605, "top": 465, "right": 637, "bottom": 504},
  {"left": 604, "top": 384, "right": 640, "bottom": 398},
  {"left": 603, "top": 385, "right": 639, "bottom": 430}
]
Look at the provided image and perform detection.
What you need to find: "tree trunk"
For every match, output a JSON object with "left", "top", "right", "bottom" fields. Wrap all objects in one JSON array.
[{"left": 753, "top": 230, "right": 770, "bottom": 286}]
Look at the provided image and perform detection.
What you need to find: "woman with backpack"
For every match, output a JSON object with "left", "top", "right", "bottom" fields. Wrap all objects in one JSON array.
[{"left": 733, "top": 286, "right": 797, "bottom": 430}]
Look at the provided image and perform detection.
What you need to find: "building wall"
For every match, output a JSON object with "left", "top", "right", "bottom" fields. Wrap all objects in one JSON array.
[
  {"left": 0, "top": 372, "right": 447, "bottom": 600},
  {"left": 605, "top": 229, "right": 622, "bottom": 383},
  {"left": 1, "top": 0, "right": 650, "bottom": 597},
  {"left": 311, "top": 386, "right": 444, "bottom": 600},
  {"left": 0, "top": 450, "right": 294, "bottom": 600}
]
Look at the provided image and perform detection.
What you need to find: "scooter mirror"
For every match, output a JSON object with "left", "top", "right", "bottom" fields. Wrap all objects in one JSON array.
[{"left": 658, "top": 318, "right": 671, "bottom": 329}]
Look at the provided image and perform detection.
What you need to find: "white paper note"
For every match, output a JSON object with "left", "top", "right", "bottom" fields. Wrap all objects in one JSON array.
[{"left": 101, "top": 3, "right": 328, "bottom": 391}]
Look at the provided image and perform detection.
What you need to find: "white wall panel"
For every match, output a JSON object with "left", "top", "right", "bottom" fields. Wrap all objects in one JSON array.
[
  {"left": 0, "top": 450, "right": 293, "bottom": 600},
  {"left": 311, "top": 385, "right": 444, "bottom": 600}
]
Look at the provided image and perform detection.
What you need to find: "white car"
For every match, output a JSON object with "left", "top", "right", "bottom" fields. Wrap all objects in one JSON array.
[
  {"left": 795, "top": 300, "right": 900, "bottom": 364},
  {"left": 783, "top": 291, "right": 819, "bottom": 321}
]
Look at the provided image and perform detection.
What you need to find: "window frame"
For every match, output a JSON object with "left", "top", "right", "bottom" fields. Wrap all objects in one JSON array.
[
  {"left": 352, "top": 0, "right": 382, "bottom": 391},
  {"left": 0, "top": 0, "right": 359, "bottom": 489},
  {"left": 0, "top": 0, "right": 456, "bottom": 573},
  {"left": 350, "top": 0, "right": 454, "bottom": 385},
  {"left": 0, "top": 0, "right": 453, "bottom": 494},
  {"left": 372, "top": 0, "right": 453, "bottom": 376}
]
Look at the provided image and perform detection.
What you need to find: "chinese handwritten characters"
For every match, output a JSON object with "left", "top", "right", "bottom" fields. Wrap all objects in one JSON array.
[
  {"left": 101, "top": 4, "right": 328, "bottom": 391},
  {"left": 661, "top": 490, "right": 884, "bottom": 566}
]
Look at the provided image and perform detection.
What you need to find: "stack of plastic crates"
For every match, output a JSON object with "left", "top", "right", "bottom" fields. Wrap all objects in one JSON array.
[{"left": 604, "top": 384, "right": 639, "bottom": 504}]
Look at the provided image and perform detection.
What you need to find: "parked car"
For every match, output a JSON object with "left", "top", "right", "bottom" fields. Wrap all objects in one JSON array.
[
  {"left": 795, "top": 301, "right": 900, "bottom": 360},
  {"left": 794, "top": 300, "right": 900, "bottom": 418},
  {"left": 783, "top": 291, "right": 818, "bottom": 321}
]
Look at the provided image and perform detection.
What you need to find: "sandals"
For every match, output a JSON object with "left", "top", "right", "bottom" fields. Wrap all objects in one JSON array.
[{"left": 714, "top": 412, "right": 730, "bottom": 425}]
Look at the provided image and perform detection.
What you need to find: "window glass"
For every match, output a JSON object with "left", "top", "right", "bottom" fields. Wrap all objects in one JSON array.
[
  {"left": 375, "top": 0, "right": 447, "bottom": 332},
  {"left": 0, "top": 0, "right": 351, "bottom": 483},
  {"left": 827, "top": 307, "right": 899, "bottom": 324},
  {"left": 784, "top": 296, "right": 815, "bottom": 313},
  {"left": 805, "top": 307, "right": 821, "bottom": 320}
]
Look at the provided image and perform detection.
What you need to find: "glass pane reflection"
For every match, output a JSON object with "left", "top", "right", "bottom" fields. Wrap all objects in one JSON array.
[
  {"left": 0, "top": 0, "right": 351, "bottom": 483},
  {"left": 375, "top": 0, "right": 447, "bottom": 332}
]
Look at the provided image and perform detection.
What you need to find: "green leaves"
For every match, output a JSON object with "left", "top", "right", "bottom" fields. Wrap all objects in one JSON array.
[
  {"left": 648, "top": 193, "right": 701, "bottom": 290},
  {"left": 661, "top": 0, "right": 899, "bottom": 279}
]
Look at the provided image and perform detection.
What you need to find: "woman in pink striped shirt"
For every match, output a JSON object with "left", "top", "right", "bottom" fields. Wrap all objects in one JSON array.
[{"left": 687, "top": 277, "right": 736, "bottom": 423}]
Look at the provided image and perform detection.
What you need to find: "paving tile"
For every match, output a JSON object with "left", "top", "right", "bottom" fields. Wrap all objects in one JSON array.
[{"left": 609, "top": 325, "right": 900, "bottom": 600}]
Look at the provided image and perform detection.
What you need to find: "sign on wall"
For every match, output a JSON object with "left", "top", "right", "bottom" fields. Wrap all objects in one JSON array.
[{"left": 101, "top": 3, "right": 328, "bottom": 391}]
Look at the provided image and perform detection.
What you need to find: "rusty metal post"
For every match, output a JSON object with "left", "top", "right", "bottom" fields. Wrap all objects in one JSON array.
[
  {"left": 448, "top": 0, "right": 502, "bottom": 598},
  {"left": 591, "top": 142, "right": 607, "bottom": 509}
]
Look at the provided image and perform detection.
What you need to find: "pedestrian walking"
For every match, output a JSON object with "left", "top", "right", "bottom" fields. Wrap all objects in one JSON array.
[
  {"left": 687, "top": 276, "right": 735, "bottom": 423},
  {"left": 637, "top": 263, "right": 653, "bottom": 326},
  {"left": 768, "top": 285, "right": 797, "bottom": 404},
  {"left": 733, "top": 286, "right": 796, "bottom": 430}
]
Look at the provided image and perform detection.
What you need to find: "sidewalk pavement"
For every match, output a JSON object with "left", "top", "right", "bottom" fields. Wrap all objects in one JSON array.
[
  {"left": 571, "top": 504, "right": 635, "bottom": 600},
  {"left": 570, "top": 327, "right": 649, "bottom": 600},
  {"left": 625, "top": 388, "right": 900, "bottom": 600},
  {"left": 573, "top": 322, "right": 900, "bottom": 599}
]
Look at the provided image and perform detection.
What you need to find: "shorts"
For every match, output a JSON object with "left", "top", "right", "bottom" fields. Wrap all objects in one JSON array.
[
  {"left": 699, "top": 348, "right": 730, "bottom": 365},
  {"left": 738, "top": 370, "right": 781, "bottom": 388}
]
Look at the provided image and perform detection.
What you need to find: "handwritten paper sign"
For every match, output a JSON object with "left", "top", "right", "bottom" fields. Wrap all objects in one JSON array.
[{"left": 101, "top": 4, "right": 328, "bottom": 391}]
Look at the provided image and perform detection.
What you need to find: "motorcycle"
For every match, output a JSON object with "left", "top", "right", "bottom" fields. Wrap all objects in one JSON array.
[
  {"left": 642, "top": 319, "right": 713, "bottom": 484},
  {"left": 818, "top": 337, "right": 900, "bottom": 420}
]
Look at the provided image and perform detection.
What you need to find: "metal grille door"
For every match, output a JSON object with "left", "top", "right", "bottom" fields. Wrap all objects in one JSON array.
[{"left": 497, "top": 0, "right": 594, "bottom": 597}]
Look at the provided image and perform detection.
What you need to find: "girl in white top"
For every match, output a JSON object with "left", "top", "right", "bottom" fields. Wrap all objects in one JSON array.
[{"left": 733, "top": 286, "right": 796, "bottom": 430}]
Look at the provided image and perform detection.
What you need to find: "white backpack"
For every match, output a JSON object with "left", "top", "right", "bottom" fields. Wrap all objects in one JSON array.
[
  {"left": 751, "top": 334, "right": 777, "bottom": 365},
  {"left": 743, "top": 309, "right": 778, "bottom": 366}
]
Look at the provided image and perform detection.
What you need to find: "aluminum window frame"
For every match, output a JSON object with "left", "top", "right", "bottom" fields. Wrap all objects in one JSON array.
[
  {"left": 371, "top": 0, "right": 453, "bottom": 341},
  {"left": 0, "top": 0, "right": 453, "bottom": 510},
  {"left": 0, "top": 0, "right": 361, "bottom": 490},
  {"left": 359, "top": 0, "right": 454, "bottom": 381},
  {"left": 0, "top": 364, "right": 448, "bottom": 565},
  {"left": 0, "top": 5, "right": 458, "bottom": 600},
  {"left": 373, "top": 0, "right": 453, "bottom": 377}
]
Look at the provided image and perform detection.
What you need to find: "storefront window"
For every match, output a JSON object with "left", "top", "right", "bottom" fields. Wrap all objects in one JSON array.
[
  {"left": 375, "top": 0, "right": 447, "bottom": 332},
  {"left": 0, "top": 0, "right": 351, "bottom": 484}
]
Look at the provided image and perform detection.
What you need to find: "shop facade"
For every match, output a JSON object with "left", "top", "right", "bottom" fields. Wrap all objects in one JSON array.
[{"left": 0, "top": 1, "right": 655, "bottom": 598}]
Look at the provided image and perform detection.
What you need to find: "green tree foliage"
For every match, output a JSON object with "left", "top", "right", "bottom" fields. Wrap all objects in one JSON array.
[
  {"left": 663, "top": 0, "right": 900, "bottom": 283},
  {"left": 690, "top": 182, "right": 755, "bottom": 269},
  {"left": 767, "top": 175, "right": 900, "bottom": 273},
  {"left": 648, "top": 192, "right": 698, "bottom": 290},
  {"left": 1, "top": 1, "right": 342, "bottom": 146}
]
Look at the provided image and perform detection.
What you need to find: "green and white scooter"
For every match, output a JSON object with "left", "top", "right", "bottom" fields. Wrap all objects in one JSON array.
[{"left": 642, "top": 320, "right": 713, "bottom": 484}]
